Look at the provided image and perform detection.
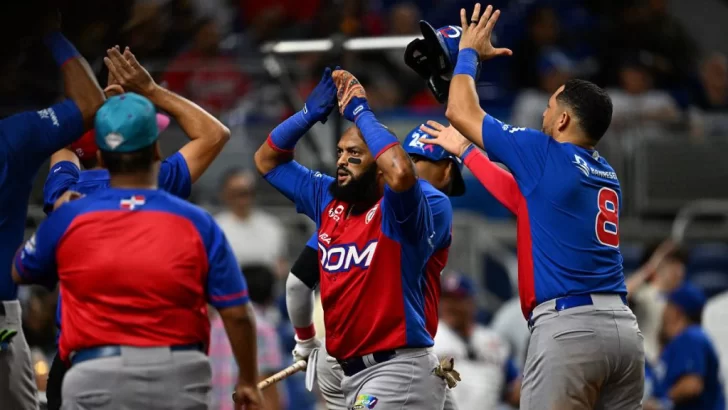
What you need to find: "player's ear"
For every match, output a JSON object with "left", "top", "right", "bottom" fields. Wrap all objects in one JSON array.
[{"left": 557, "top": 110, "right": 570, "bottom": 133}]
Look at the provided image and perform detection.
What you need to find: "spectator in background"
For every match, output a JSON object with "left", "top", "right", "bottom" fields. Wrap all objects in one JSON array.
[
  {"left": 215, "top": 168, "right": 288, "bottom": 278},
  {"left": 163, "top": 17, "right": 250, "bottom": 116},
  {"left": 434, "top": 274, "right": 521, "bottom": 410},
  {"left": 626, "top": 241, "right": 686, "bottom": 364},
  {"left": 209, "top": 264, "right": 284, "bottom": 410},
  {"left": 511, "top": 6, "right": 562, "bottom": 89},
  {"left": 511, "top": 50, "right": 575, "bottom": 129},
  {"left": 646, "top": 283, "right": 725, "bottom": 410},
  {"left": 690, "top": 53, "right": 728, "bottom": 139},
  {"left": 608, "top": 58, "right": 682, "bottom": 150}
]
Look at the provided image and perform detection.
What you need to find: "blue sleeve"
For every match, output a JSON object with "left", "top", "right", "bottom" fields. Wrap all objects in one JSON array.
[
  {"left": 480, "top": 114, "right": 552, "bottom": 194},
  {"left": 205, "top": 217, "right": 250, "bottom": 309},
  {"left": 665, "top": 335, "right": 708, "bottom": 381},
  {"left": 42, "top": 161, "right": 81, "bottom": 215},
  {"left": 1, "top": 100, "right": 84, "bottom": 163},
  {"left": 13, "top": 207, "right": 76, "bottom": 290},
  {"left": 381, "top": 180, "right": 435, "bottom": 245},
  {"left": 263, "top": 161, "right": 335, "bottom": 226},
  {"left": 504, "top": 358, "right": 520, "bottom": 385},
  {"left": 158, "top": 152, "right": 192, "bottom": 199},
  {"left": 305, "top": 232, "right": 318, "bottom": 250}
]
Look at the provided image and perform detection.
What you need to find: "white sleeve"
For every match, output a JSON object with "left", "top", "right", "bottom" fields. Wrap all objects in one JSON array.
[{"left": 286, "top": 273, "right": 315, "bottom": 330}]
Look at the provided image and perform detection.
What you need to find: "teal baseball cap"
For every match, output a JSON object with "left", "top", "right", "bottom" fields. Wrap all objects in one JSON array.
[{"left": 95, "top": 93, "right": 160, "bottom": 152}]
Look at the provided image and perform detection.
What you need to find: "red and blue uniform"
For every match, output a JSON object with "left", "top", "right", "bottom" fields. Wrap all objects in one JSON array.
[
  {"left": 0, "top": 100, "right": 84, "bottom": 301},
  {"left": 42, "top": 154, "right": 191, "bottom": 215},
  {"left": 476, "top": 115, "right": 627, "bottom": 317},
  {"left": 13, "top": 188, "right": 248, "bottom": 362},
  {"left": 42, "top": 155, "right": 193, "bottom": 336},
  {"left": 265, "top": 162, "right": 451, "bottom": 360}
]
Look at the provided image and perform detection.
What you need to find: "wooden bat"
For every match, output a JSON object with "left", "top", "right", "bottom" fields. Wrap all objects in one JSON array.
[{"left": 257, "top": 359, "right": 308, "bottom": 390}]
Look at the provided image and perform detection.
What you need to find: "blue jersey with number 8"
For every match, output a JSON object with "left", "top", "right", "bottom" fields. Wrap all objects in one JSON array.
[{"left": 479, "top": 114, "right": 626, "bottom": 318}]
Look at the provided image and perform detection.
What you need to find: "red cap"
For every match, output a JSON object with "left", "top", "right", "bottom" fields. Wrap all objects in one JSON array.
[{"left": 70, "top": 113, "right": 171, "bottom": 160}]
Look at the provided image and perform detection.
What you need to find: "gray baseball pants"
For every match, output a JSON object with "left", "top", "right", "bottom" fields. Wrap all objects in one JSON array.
[
  {"left": 520, "top": 294, "right": 645, "bottom": 410},
  {"left": 0, "top": 300, "right": 38, "bottom": 410},
  {"left": 313, "top": 344, "right": 459, "bottom": 410},
  {"left": 61, "top": 347, "right": 211, "bottom": 410}
]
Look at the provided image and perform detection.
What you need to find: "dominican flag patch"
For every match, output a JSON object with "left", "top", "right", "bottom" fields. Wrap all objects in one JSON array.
[{"left": 120, "top": 195, "right": 146, "bottom": 210}]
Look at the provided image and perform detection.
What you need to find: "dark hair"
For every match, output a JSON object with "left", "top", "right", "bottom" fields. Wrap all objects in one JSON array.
[
  {"left": 556, "top": 79, "right": 613, "bottom": 143},
  {"left": 100, "top": 144, "right": 156, "bottom": 173},
  {"left": 241, "top": 264, "right": 276, "bottom": 305}
]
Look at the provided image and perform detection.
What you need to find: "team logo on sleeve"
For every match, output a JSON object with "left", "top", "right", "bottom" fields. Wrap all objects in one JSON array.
[
  {"left": 120, "top": 195, "right": 146, "bottom": 210},
  {"left": 572, "top": 155, "right": 590, "bottom": 177},
  {"left": 22, "top": 234, "right": 37, "bottom": 257},
  {"left": 353, "top": 394, "right": 378, "bottom": 409}
]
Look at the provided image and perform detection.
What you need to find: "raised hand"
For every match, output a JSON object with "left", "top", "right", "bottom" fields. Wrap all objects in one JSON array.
[
  {"left": 332, "top": 69, "right": 369, "bottom": 122},
  {"left": 303, "top": 67, "right": 338, "bottom": 125},
  {"left": 419, "top": 120, "right": 473, "bottom": 157},
  {"left": 104, "top": 46, "right": 157, "bottom": 96},
  {"left": 458, "top": 3, "right": 512, "bottom": 61}
]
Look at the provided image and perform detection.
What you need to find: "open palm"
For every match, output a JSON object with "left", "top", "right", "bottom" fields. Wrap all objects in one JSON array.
[{"left": 419, "top": 121, "right": 473, "bottom": 157}]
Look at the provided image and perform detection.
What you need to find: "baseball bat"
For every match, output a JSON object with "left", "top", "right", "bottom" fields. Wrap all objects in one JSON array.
[{"left": 257, "top": 359, "right": 308, "bottom": 390}]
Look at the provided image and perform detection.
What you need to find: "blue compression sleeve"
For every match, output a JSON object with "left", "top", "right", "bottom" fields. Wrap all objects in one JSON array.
[
  {"left": 354, "top": 111, "right": 399, "bottom": 159},
  {"left": 43, "top": 32, "right": 80, "bottom": 67},
  {"left": 268, "top": 111, "right": 311, "bottom": 152}
]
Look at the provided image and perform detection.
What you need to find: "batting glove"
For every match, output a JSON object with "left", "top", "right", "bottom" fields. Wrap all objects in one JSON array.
[
  {"left": 302, "top": 67, "right": 338, "bottom": 125},
  {"left": 292, "top": 335, "right": 321, "bottom": 362},
  {"left": 0, "top": 328, "right": 18, "bottom": 352},
  {"left": 433, "top": 357, "right": 462, "bottom": 389},
  {"left": 332, "top": 69, "right": 371, "bottom": 122}
]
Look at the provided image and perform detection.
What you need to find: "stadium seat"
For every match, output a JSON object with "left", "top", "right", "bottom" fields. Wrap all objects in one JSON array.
[{"left": 687, "top": 243, "right": 728, "bottom": 276}]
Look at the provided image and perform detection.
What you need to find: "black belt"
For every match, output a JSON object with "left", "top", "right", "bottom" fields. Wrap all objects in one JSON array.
[
  {"left": 337, "top": 350, "right": 397, "bottom": 377},
  {"left": 70, "top": 343, "right": 203, "bottom": 366}
]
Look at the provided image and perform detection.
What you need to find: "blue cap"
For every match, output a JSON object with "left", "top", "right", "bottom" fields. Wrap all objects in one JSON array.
[
  {"left": 403, "top": 126, "right": 466, "bottom": 196},
  {"left": 668, "top": 282, "right": 707, "bottom": 318},
  {"left": 441, "top": 273, "right": 476, "bottom": 298},
  {"left": 95, "top": 93, "right": 160, "bottom": 152}
]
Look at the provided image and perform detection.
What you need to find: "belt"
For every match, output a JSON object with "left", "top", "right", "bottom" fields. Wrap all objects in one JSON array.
[
  {"left": 528, "top": 294, "right": 627, "bottom": 329},
  {"left": 70, "top": 343, "right": 203, "bottom": 366},
  {"left": 337, "top": 350, "right": 397, "bottom": 377},
  {"left": 0, "top": 303, "right": 5, "bottom": 316}
]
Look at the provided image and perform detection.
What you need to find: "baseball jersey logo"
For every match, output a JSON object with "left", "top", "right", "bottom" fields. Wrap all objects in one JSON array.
[
  {"left": 319, "top": 241, "right": 377, "bottom": 273},
  {"left": 365, "top": 204, "right": 379, "bottom": 224},
  {"left": 328, "top": 204, "right": 345, "bottom": 221},
  {"left": 120, "top": 195, "right": 146, "bottom": 210},
  {"left": 573, "top": 155, "right": 590, "bottom": 177},
  {"left": 353, "top": 394, "right": 378, "bottom": 409}
]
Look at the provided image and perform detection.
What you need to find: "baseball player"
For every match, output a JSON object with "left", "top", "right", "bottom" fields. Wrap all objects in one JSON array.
[
  {"left": 255, "top": 67, "right": 458, "bottom": 409},
  {"left": 435, "top": 4, "right": 644, "bottom": 409},
  {"left": 284, "top": 124, "right": 466, "bottom": 409},
  {"left": 12, "top": 93, "right": 263, "bottom": 410},
  {"left": 0, "top": 16, "right": 105, "bottom": 409},
  {"left": 41, "top": 46, "right": 231, "bottom": 410},
  {"left": 650, "top": 283, "right": 725, "bottom": 410}
]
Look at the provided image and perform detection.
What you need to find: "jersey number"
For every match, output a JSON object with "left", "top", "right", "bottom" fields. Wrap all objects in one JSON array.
[{"left": 595, "top": 188, "right": 619, "bottom": 248}]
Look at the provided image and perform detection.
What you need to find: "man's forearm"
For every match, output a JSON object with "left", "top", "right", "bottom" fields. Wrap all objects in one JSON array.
[
  {"left": 669, "top": 375, "right": 704, "bottom": 402},
  {"left": 45, "top": 32, "right": 104, "bottom": 129},
  {"left": 146, "top": 86, "right": 228, "bottom": 143},
  {"left": 286, "top": 274, "right": 316, "bottom": 339},
  {"left": 446, "top": 47, "right": 487, "bottom": 149},
  {"left": 219, "top": 304, "right": 260, "bottom": 386},
  {"left": 255, "top": 110, "right": 313, "bottom": 175}
]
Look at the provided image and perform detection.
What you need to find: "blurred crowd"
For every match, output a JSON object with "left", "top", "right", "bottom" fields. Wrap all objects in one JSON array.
[
  {"left": 6, "top": 0, "right": 728, "bottom": 409},
  {"left": 3, "top": 0, "right": 727, "bottom": 141}
]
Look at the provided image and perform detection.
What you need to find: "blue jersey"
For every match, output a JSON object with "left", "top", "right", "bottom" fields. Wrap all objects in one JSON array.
[
  {"left": 42, "top": 152, "right": 193, "bottom": 333},
  {"left": 479, "top": 114, "right": 626, "bottom": 316},
  {"left": 655, "top": 325, "right": 725, "bottom": 410},
  {"left": 42, "top": 152, "right": 192, "bottom": 215},
  {"left": 264, "top": 160, "right": 449, "bottom": 359},
  {"left": 0, "top": 100, "right": 84, "bottom": 301},
  {"left": 14, "top": 188, "right": 248, "bottom": 361}
]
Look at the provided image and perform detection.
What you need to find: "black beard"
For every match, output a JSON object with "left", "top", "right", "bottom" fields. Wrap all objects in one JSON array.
[{"left": 328, "top": 164, "right": 380, "bottom": 206}]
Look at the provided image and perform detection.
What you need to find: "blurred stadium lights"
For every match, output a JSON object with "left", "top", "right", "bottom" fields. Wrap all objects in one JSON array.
[{"left": 260, "top": 35, "right": 419, "bottom": 54}]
